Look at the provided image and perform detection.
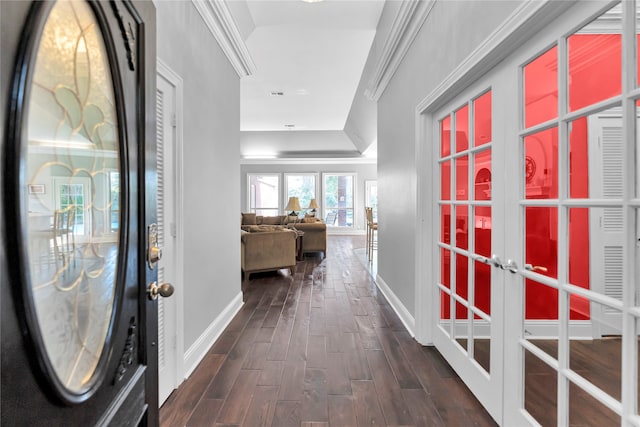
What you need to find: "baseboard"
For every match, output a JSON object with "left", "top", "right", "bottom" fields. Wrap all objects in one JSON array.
[
  {"left": 375, "top": 274, "right": 416, "bottom": 337},
  {"left": 183, "top": 291, "right": 244, "bottom": 378}
]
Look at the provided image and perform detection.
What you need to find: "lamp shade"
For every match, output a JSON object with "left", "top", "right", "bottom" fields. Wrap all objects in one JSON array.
[
  {"left": 307, "top": 199, "right": 319, "bottom": 210},
  {"left": 285, "top": 196, "right": 301, "bottom": 212}
]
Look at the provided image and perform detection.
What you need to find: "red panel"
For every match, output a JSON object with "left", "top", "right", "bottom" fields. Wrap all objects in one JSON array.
[
  {"left": 456, "top": 155, "right": 469, "bottom": 200},
  {"left": 456, "top": 253, "right": 469, "bottom": 300},
  {"left": 569, "top": 117, "right": 589, "bottom": 198},
  {"left": 474, "top": 149, "right": 491, "bottom": 200},
  {"left": 441, "top": 161, "right": 451, "bottom": 200},
  {"left": 455, "top": 205, "right": 468, "bottom": 249},
  {"left": 525, "top": 128, "right": 558, "bottom": 199},
  {"left": 474, "top": 207, "right": 491, "bottom": 258},
  {"left": 455, "top": 105, "right": 469, "bottom": 153},
  {"left": 524, "top": 46, "right": 558, "bottom": 128},
  {"left": 456, "top": 301, "right": 468, "bottom": 323},
  {"left": 526, "top": 279, "right": 558, "bottom": 321},
  {"left": 441, "top": 248, "right": 450, "bottom": 289},
  {"left": 441, "top": 290, "right": 450, "bottom": 320},
  {"left": 568, "top": 208, "right": 590, "bottom": 320},
  {"left": 474, "top": 91, "right": 492, "bottom": 147},
  {"left": 441, "top": 116, "right": 451, "bottom": 157},
  {"left": 568, "top": 34, "right": 621, "bottom": 112},
  {"left": 474, "top": 261, "right": 491, "bottom": 316},
  {"left": 441, "top": 205, "right": 451, "bottom": 245}
]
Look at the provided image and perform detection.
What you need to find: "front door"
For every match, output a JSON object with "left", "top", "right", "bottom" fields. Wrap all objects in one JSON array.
[{"left": 1, "top": 1, "right": 163, "bottom": 425}]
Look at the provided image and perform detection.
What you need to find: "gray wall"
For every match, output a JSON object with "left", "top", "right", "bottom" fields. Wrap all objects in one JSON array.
[
  {"left": 241, "top": 162, "right": 376, "bottom": 231},
  {"left": 376, "top": 1, "right": 521, "bottom": 316},
  {"left": 157, "top": 2, "right": 241, "bottom": 350}
]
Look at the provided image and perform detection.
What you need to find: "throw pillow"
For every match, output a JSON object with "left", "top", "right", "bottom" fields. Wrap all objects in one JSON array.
[
  {"left": 241, "top": 212, "right": 257, "bottom": 225},
  {"left": 263, "top": 215, "right": 284, "bottom": 225}
]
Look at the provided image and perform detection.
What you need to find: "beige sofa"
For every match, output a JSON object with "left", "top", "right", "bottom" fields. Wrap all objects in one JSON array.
[
  {"left": 241, "top": 213, "right": 326, "bottom": 258},
  {"left": 241, "top": 227, "right": 297, "bottom": 279},
  {"left": 292, "top": 222, "right": 326, "bottom": 257}
]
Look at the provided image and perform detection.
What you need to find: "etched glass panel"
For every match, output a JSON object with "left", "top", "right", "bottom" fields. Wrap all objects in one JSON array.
[{"left": 25, "top": 0, "right": 121, "bottom": 393}]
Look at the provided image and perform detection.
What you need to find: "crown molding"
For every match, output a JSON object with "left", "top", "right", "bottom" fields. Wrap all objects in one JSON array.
[
  {"left": 365, "top": 0, "right": 435, "bottom": 102},
  {"left": 240, "top": 156, "right": 377, "bottom": 166},
  {"left": 192, "top": 0, "right": 256, "bottom": 77},
  {"left": 416, "top": 0, "right": 574, "bottom": 114}
]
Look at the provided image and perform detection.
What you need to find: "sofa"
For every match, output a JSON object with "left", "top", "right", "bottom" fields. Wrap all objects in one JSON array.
[
  {"left": 241, "top": 226, "right": 297, "bottom": 279},
  {"left": 241, "top": 213, "right": 326, "bottom": 257}
]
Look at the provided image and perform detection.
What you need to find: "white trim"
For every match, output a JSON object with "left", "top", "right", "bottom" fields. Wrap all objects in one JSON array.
[
  {"left": 365, "top": 0, "right": 435, "bottom": 101},
  {"left": 240, "top": 157, "right": 377, "bottom": 166},
  {"left": 183, "top": 292, "right": 244, "bottom": 378},
  {"left": 157, "top": 58, "right": 186, "bottom": 396},
  {"left": 375, "top": 274, "right": 415, "bottom": 337},
  {"left": 416, "top": 0, "right": 574, "bottom": 114},
  {"left": 191, "top": 0, "right": 255, "bottom": 77}
]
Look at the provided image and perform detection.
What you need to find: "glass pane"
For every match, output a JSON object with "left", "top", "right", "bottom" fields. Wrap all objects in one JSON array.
[
  {"left": 569, "top": 106, "right": 623, "bottom": 199},
  {"left": 568, "top": 4, "right": 622, "bottom": 112},
  {"left": 440, "top": 290, "right": 451, "bottom": 322},
  {"left": 455, "top": 205, "right": 468, "bottom": 249},
  {"left": 570, "top": 301, "right": 621, "bottom": 402},
  {"left": 441, "top": 248, "right": 450, "bottom": 289},
  {"left": 456, "top": 155, "right": 469, "bottom": 200},
  {"left": 455, "top": 301, "right": 468, "bottom": 351},
  {"left": 441, "top": 116, "right": 451, "bottom": 157},
  {"left": 474, "top": 261, "right": 491, "bottom": 316},
  {"left": 286, "top": 175, "right": 316, "bottom": 212},
  {"left": 474, "top": 207, "right": 491, "bottom": 258},
  {"left": 250, "top": 175, "right": 279, "bottom": 211},
  {"left": 524, "top": 46, "right": 558, "bottom": 128},
  {"left": 456, "top": 253, "right": 468, "bottom": 300},
  {"left": 473, "top": 91, "right": 491, "bottom": 147},
  {"left": 25, "top": 0, "right": 120, "bottom": 393},
  {"left": 568, "top": 208, "right": 591, "bottom": 315},
  {"left": 525, "top": 348, "right": 557, "bottom": 427},
  {"left": 474, "top": 336, "right": 490, "bottom": 374},
  {"left": 455, "top": 104, "right": 469, "bottom": 153},
  {"left": 441, "top": 204, "right": 451, "bottom": 245},
  {"left": 569, "top": 382, "right": 620, "bottom": 426},
  {"left": 526, "top": 279, "right": 558, "bottom": 320},
  {"left": 525, "top": 207, "right": 558, "bottom": 280},
  {"left": 474, "top": 149, "right": 491, "bottom": 200},
  {"left": 441, "top": 161, "right": 451, "bottom": 200},
  {"left": 525, "top": 128, "right": 558, "bottom": 199}
]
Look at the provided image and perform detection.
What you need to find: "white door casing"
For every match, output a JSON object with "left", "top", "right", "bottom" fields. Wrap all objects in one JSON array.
[{"left": 156, "top": 60, "right": 184, "bottom": 405}]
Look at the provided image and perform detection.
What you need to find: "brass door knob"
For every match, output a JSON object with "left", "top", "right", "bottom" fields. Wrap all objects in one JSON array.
[{"left": 148, "top": 281, "right": 175, "bottom": 300}]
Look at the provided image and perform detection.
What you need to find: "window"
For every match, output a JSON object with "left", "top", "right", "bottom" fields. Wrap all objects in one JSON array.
[
  {"left": 109, "top": 171, "right": 120, "bottom": 232},
  {"left": 248, "top": 174, "right": 280, "bottom": 216},
  {"left": 323, "top": 173, "right": 355, "bottom": 227},
  {"left": 365, "top": 180, "right": 378, "bottom": 221},
  {"left": 285, "top": 173, "right": 318, "bottom": 216}
]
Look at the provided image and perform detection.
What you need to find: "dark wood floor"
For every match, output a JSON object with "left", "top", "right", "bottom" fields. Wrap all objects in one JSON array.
[{"left": 159, "top": 235, "right": 496, "bottom": 426}]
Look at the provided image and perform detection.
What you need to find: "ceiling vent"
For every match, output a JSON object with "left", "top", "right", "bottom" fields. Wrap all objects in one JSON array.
[
  {"left": 284, "top": 124, "right": 295, "bottom": 129},
  {"left": 270, "top": 91, "right": 284, "bottom": 96}
]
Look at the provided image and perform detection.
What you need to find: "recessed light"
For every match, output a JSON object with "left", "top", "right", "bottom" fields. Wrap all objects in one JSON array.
[{"left": 301, "top": 0, "right": 323, "bottom": 3}]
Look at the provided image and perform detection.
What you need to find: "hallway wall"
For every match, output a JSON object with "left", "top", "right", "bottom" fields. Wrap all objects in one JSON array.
[
  {"left": 375, "top": 1, "right": 521, "bottom": 326},
  {"left": 156, "top": 2, "right": 241, "bottom": 352}
]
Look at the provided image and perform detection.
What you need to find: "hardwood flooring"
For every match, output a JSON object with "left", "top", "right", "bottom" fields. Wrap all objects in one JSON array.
[{"left": 160, "top": 235, "right": 495, "bottom": 426}]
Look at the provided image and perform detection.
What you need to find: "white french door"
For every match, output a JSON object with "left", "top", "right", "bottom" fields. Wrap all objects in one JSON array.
[{"left": 428, "top": 1, "right": 640, "bottom": 426}]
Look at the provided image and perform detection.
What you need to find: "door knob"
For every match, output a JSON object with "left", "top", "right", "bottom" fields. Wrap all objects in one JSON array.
[
  {"left": 148, "top": 281, "right": 175, "bottom": 300},
  {"left": 525, "top": 264, "right": 548, "bottom": 273},
  {"left": 491, "top": 254, "right": 503, "bottom": 269},
  {"left": 504, "top": 259, "right": 518, "bottom": 274}
]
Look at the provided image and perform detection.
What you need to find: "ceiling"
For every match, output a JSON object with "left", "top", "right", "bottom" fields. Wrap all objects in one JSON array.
[{"left": 235, "top": 0, "right": 385, "bottom": 159}]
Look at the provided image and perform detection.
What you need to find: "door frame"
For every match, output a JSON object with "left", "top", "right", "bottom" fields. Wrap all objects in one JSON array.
[{"left": 156, "top": 58, "right": 185, "bottom": 404}]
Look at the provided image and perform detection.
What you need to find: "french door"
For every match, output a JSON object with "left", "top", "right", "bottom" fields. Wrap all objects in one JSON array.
[{"left": 431, "top": 1, "right": 640, "bottom": 425}]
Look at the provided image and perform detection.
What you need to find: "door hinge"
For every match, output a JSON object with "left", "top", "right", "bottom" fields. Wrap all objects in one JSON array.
[
  {"left": 170, "top": 222, "right": 177, "bottom": 238},
  {"left": 171, "top": 113, "right": 177, "bottom": 128}
]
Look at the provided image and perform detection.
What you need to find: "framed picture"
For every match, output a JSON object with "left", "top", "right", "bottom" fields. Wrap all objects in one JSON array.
[{"left": 28, "top": 184, "right": 45, "bottom": 194}]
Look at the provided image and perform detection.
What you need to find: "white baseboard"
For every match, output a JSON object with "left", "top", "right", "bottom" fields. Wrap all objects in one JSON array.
[
  {"left": 183, "top": 291, "right": 244, "bottom": 378},
  {"left": 375, "top": 274, "right": 416, "bottom": 337},
  {"left": 438, "top": 319, "right": 594, "bottom": 340}
]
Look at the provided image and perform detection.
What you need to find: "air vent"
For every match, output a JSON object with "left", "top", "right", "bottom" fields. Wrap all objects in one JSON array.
[{"left": 270, "top": 91, "right": 284, "bottom": 96}]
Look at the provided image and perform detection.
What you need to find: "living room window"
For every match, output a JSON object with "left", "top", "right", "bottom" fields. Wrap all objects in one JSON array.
[
  {"left": 322, "top": 173, "right": 355, "bottom": 227},
  {"left": 285, "top": 173, "right": 318, "bottom": 217},
  {"left": 248, "top": 173, "right": 280, "bottom": 216}
]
